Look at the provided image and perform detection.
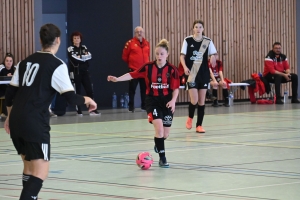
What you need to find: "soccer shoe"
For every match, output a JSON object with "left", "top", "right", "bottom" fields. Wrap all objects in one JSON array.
[
  {"left": 196, "top": 126, "right": 205, "bottom": 133},
  {"left": 206, "top": 92, "right": 217, "bottom": 101},
  {"left": 128, "top": 106, "right": 135, "bottom": 113},
  {"left": 223, "top": 103, "right": 230, "bottom": 107},
  {"left": 159, "top": 157, "right": 169, "bottom": 168},
  {"left": 291, "top": 99, "right": 300, "bottom": 103},
  {"left": 275, "top": 99, "right": 284, "bottom": 104},
  {"left": 154, "top": 145, "right": 158, "bottom": 153},
  {"left": 76, "top": 111, "right": 83, "bottom": 116},
  {"left": 186, "top": 117, "right": 193, "bottom": 130},
  {"left": 90, "top": 110, "right": 101, "bottom": 116},
  {"left": 49, "top": 112, "right": 57, "bottom": 117},
  {"left": 212, "top": 101, "right": 219, "bottom": 107}
]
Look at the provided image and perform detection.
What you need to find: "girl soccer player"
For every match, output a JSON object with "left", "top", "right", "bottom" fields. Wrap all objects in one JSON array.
[{"left": 107, "top": 39, "right": 180, "bottom": 168}]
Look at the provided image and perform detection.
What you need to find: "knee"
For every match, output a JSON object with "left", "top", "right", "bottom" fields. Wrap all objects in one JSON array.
[{"left": 190, "top": 99, "right": 198, "bottom": 105}]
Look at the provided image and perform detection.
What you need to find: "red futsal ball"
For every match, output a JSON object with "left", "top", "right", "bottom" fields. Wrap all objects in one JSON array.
[{"left": 136, "top": 152, "right": 154, "bottom": 170}]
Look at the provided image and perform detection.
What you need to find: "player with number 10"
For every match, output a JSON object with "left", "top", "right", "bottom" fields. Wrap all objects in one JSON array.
[{"left": 4, "top": 23, "right": 97, "bottom": 199}]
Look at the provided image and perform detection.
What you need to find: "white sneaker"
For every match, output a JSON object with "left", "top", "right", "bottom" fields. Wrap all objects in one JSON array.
[
  {"left": 89, "top": 111, "right": 101, "bottom": 116},
  {"left": 50, "top": 112, "right": 57, "bottom": 117}
]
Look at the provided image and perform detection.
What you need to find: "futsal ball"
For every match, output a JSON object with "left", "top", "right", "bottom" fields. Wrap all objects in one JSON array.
[{"left": 136, "top": 152, "right": 154, "bottom": 170}]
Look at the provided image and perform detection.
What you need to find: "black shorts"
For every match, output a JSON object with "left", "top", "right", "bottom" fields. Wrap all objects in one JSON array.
[
  {"left": 12, "top": 138, "right": 50, "bottom": 161},
  {"left": 146, "top": 96, "right": 174, "bottom": 127},
  {"left": 186, "top": 81, "right": 209, "bottom": 90}
]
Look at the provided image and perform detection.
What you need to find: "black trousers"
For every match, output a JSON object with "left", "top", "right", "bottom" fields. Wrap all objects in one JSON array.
[
  {"left": 74, "top": 70, "right": 95, "bottom": 112},
  {"left": 129, "top": 78, "right": 146, "bottom": 109},
  {"left": 264, "top": 73, "right": 298, "bottom": 99}
]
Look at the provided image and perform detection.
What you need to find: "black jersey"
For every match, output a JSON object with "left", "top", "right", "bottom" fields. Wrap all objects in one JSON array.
[
  {"left": 67, "top": 44, "right": 91, "bottom": 72},
  {"left": 0, "top": 64, "right": 14, "bottom": 76},
  {"left": 181, "top": 36, "right": 217, "bottom": 83},
  {"left": 9, "top": 51, "right": 74, "bottom": 142}
]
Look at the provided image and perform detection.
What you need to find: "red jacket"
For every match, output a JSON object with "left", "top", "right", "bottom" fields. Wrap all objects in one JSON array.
[
  {"left": 122, "top": 37, "right": 150, "bottom": 70},
  {"left": 263, "top": 50, "right": 290, "bottom": 76}
]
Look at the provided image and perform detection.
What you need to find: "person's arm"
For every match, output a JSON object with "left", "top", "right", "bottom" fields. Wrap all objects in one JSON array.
[
  {"left": 4, "top": 85, "right": 18, "bottom": 134},
  {"left": 81, "top": 45, "right": 92, "bottom": 61},
  {"left": 166, "top": 88, "right": 179, "bottom": 113},
  {"left": 61, "top": 91, "right": 96, "bottom": 112},
  {"left": 122, "top": 40, "right": 131, "bottom": 64},
  {"left": 180, "top": 54, "right": 190, "bottom": 75},
  {"left": 52, "top": 63, "right": 97, "bottom": 109},
  {"left": 209, "top": 68, "right": 218, "bottom": 88},
  {"left": 107, "top": 73, "right": 133, "bottom": 82},
  {"left": 208, "top": 40, "right": 217, "bottom": 67}
]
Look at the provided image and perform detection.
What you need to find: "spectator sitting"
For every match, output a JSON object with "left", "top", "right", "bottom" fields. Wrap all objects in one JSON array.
[
  {"left": 0, "top": 53, "right": 15, "bottom": 117},
  {"left": 263, "top": 42, "right": 300, "bottom": 104},
  {"left": 208, "top": 52, "right": 230, "bottom": 107}
]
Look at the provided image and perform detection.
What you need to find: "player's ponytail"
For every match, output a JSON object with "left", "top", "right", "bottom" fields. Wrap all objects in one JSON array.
[
  {"left": 156, "top": 39, "right": 169, "bottom": 52},
  {"left": 39, "top": 24, "right": 61, "bottom": 49}
]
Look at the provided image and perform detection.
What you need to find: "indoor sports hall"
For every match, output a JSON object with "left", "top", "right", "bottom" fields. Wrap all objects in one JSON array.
[
  {"left": 1, "top": 0, "right": 300, "bottom": 199},
  {"left": 1, "top": 103, "right": 300, "bottom": 200}
]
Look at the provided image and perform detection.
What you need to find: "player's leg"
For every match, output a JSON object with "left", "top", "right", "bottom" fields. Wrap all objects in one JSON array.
[
  {"left": 20, "top": 142, "right": 50, "bottom": 200},
  {"left": 222, "top": 83, "right": 230, "bottom": 107},
  {"left": 138, "top": 78, "right": 146, "bottom": 110},
  {"left": 128, "top": 79, "right": 138, "bottom": 112},
  {"left": 211, "top": 80, "right": 219, "bottom": 107},
  {"left": 21, "top": 154, "right": 32, "bottom": 187},
  {"left": 186, "top": 87, "right": 198, "bottom": 129},
  {"left": 81, "top": 71, "right": 99, "bottom": 115},
  {"left": 196, "top": 86, "right": 207, "bottom": 133},
  {"left": 11, "top": 138, "right": 32, "bottom": 188},
  {"left": 74, "top": 73, "right": 83, "bottom": 114},
  {"left": 152, "top": 119, "right": 169, "bottom": 168}
]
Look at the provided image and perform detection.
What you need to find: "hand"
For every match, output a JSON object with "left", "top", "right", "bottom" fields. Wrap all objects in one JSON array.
[
  {"left": 211, "top": 81, "right": 219, "bottom": 88},
  {"left": 219, "top": 80, "right": 227, "bottom": 87},
  {"left": 184, "top": 67, "right": 190, "bottom": 76},
  {"left": 4, "top": 117, "right": 10, "bottom": 134},
  {"left": 85, "top": 97, "right": 97, "bottom": 112},
  {"left": 166, "top": 100, "right": 176, "bottom": 113},
  {"left": 284, "top": 73, "right": 291, "bottom": 81},
  {"left": 107, "top": 75, "right": 118, "bottom": 82},
  {"left": 7, "top": 73, "right": 12, "bottom": 77}
]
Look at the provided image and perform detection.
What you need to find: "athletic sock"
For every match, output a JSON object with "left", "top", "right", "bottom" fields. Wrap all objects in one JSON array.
[
  {"left": 196, "top": 105, "right": 205, "bottom": 127},
  {"left": 154, "top": 137, "right": 165, "bottom": 158},
  {"left": 22, "top": 173, "right": 30, "bottom": 187},
  {"left": 20, "top": 175, "right": 43, "bottom": 200},
  {"left": 188, "top": 102, "right": 197, "bottom": 118},
  {"left": 223, "top": 89, "right": 229, "bottom": 100},
  {"left": 213, "top": 89, "right": 218, "bottom": 99}
]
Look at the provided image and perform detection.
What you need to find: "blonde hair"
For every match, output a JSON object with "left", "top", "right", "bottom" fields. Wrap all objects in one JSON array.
[{"left": 156, "top": 39, "right": 169, "bottom": 52}]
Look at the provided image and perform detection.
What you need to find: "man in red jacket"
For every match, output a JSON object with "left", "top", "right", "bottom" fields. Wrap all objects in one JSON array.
[
  {"left": 122, "top": 26, "right": 150, "bottom": 112},
  {"left": 263, "top": 42, "right": 300, "bottom": 104}
]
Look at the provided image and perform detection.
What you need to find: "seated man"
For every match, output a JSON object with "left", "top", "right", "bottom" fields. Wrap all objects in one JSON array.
[
  {"left": 263, "top": 42, "right": 300, "bottom": 104},
  {"left": 208, "top": 53, "right": 229, "bottom": 107}
]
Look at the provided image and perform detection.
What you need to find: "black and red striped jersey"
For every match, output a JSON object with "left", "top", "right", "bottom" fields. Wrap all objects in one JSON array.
[{"left": 130, "top": 61, "right": 180, "bottom": 96}]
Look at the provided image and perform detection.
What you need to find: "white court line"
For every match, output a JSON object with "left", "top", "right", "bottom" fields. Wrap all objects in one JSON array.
[
  {"left": 1, "top": 135, "right": 299, "bottom": 162},
  {"left": 2, "top": 137, "right": 297, "bottom": 165},
  {"left": 0, "top": 195, "right": 17, "bottom": 199},
  {"left": 145, "top": 181, "right": 300, "bottom": 199}
]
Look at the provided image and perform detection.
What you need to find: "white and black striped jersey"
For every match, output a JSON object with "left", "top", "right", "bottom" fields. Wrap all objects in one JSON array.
[
  {"left": 181, "top": 35, "right": 217, "bottom": 83},
  {"left": 67, "top": 44, "right": 91, "bottom": 72},
  {"left": 9, "top": 51, "right": 74, "bottom": 143}
]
